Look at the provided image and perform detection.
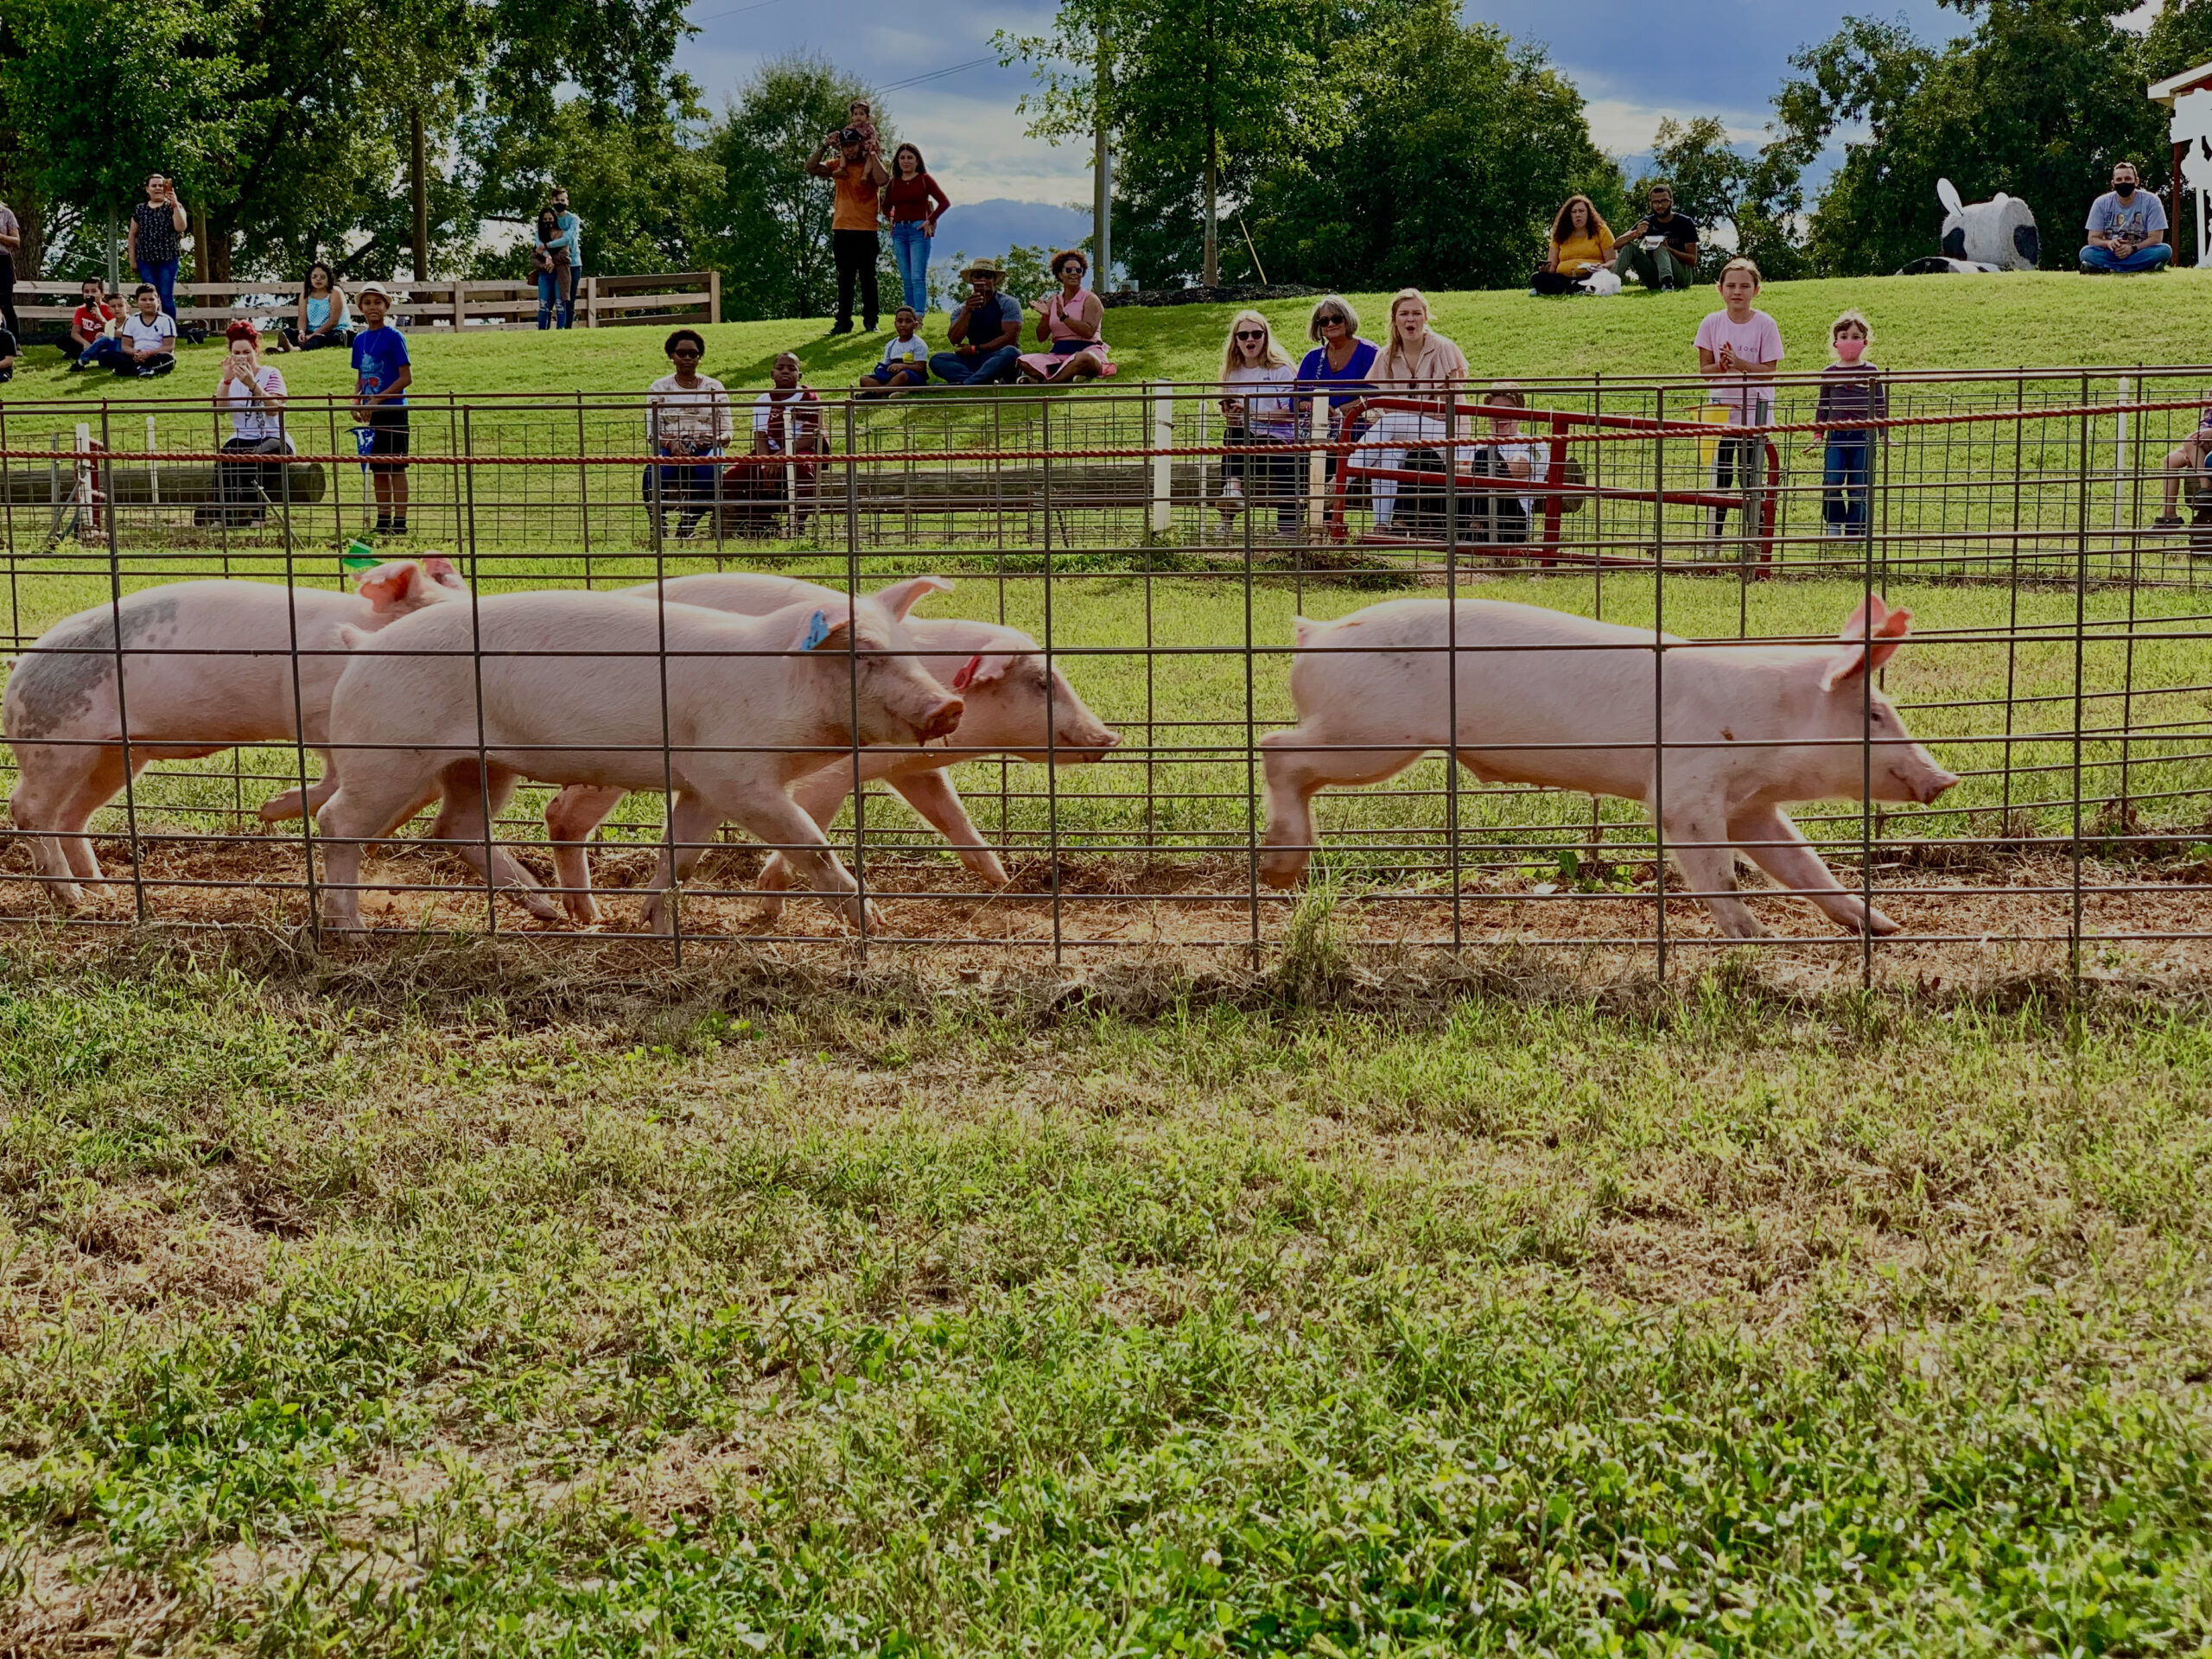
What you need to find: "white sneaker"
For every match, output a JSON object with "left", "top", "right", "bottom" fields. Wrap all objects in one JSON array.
[{"left": 1218, "top": 478, "right": 1243, "bottom": 519}]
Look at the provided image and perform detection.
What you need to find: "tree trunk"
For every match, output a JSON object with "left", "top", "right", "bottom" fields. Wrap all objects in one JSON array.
[
  {"left": 1204, "top": 129, "right": 1218, "bottom": 288},
  {"left": 1202, "top": 11, "right": 1219, "bottom": 289},
  {"left": 206, "top": 201, "right": 232, "bottom": 282},
  {"left": 410, "top": 107, "right": 431, "bottom": 282}
]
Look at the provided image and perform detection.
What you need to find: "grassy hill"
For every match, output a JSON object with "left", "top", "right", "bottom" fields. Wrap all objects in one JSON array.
[{"left": 18, "top": 269, "right": 2212, "bottom": 404}]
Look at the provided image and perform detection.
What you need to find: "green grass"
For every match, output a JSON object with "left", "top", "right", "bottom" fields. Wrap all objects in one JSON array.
[
  {"left": 17, "top": 269, "right": 2212, "bottom": 400},
  {"left": 3, "top": 945, "right": 2212, "bottom": 1652}
]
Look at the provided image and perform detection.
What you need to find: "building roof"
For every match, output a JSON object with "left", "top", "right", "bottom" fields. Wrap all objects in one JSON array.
[{"left": 2149, "top": 64, "right": 2212, "bottom": 105}]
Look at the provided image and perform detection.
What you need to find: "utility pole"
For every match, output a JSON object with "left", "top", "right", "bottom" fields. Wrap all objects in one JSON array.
[
  {"left": 1092, "top": 29, "right": 1113, "bottom": 290},
  {"left": 410, "top": 108, "right": 432, "bottom": 282}
]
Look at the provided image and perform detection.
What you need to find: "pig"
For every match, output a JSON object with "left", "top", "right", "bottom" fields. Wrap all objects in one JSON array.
[
  {"left": 5, "top": 558, "right": 467, "bottom": 910},
  {"left": 1258, "top": 594, "right": 1959, "bottom": 938},
  {"left": 313, "top": 590, "right": 962, "bottom": 934},
  {"left": 538, "top": 572, "right": 1120, "bottom": 924}
]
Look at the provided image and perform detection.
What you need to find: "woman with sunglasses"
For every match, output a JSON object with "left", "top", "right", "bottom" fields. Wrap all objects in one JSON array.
[
  {"left": 645, "top": 327, "right": 731, "bottom": 539},
  {"left": 1217, "top": 309, "right": 1300, "bottom": 532},
  {"left": 1294, "top": 294, "right": 1379, "bottom": 496},
  {"left": 1016, "top": 249, "right": 1112, "bottom": 383}
]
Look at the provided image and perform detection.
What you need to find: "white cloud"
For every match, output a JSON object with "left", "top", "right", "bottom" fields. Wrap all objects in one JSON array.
[{"left": 1581, "top": 99, "right": 1767, "bottom": 155}]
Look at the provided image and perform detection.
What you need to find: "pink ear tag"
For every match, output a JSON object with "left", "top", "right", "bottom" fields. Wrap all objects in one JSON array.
[{"left": 951, "top": 654, "right": 982, "bottom": 690}]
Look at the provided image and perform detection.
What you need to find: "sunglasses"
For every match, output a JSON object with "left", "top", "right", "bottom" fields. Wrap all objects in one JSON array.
[
  {"left": 1235, "top": 329, "right": 1266, "bottom": 340},
  {"left": 1319, "top": 315, "right": 1347, "bottom": 327},
  {"left": 671, "top": 346, "right": 702, "bottom": 358}
]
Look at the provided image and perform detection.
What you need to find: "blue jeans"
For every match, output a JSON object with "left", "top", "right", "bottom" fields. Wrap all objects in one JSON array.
[
  {"left": 137, "top": 258, "right": 179, "bottom": 318},
  {"left": 78, "top": 338, "right": 126, "bottom": 371},
  {"left": 890, "top": 222, "right": 932, "bottom": 315},
  {"left": 1823, "top": 436, "right": 1870, "bottom": 531},
  {"left": 2079, "top": 242, "right": 2171, "bottom": 273},
  {"left": 930, "top": 346, "right": 1020, "bottom": 385},
  {"left": 537, "top": 270, "right": 573, "bottom": 329}
]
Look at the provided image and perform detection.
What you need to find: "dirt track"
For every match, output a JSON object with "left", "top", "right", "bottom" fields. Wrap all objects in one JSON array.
[{"left": 5, "top": 824, "right": 2208, "bottom": 992}]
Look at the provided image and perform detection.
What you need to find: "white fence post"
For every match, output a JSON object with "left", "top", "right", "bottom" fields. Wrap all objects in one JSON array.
[
  {"left": 147, "top": 414, "right": 160, "bottom": 507},
  {"left": 1149, "top": 379, "right": 1173, "bottom": 536},
  {"left": 1307, "top": 394, "right": 1327, "bottom": 531}
]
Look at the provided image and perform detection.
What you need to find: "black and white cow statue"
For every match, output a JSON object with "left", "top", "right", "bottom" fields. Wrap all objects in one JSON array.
[{"left": 1898, "top": 179, "right": 2040, "bottom": 274}]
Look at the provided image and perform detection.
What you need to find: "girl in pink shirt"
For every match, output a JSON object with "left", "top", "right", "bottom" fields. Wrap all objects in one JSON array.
[{"left": 1694, "top": 257, "right": 1783, "bottom": 542}]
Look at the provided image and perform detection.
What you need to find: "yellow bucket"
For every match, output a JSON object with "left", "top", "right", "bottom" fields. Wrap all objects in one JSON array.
[{"left": 1693, "top": 401, "right": 1735, "bottom": 467}]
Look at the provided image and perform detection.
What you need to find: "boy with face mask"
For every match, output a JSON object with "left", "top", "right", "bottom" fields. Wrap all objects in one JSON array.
[{"left": 2080, "top": 162, "right": 2171, "bottom": 273}]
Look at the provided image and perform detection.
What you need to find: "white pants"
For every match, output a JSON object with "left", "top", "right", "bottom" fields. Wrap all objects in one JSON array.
[{"left": 1367, "top": 411, "right": 1447, "bottom": 525}]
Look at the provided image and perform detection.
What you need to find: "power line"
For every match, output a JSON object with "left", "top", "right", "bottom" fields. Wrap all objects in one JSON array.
[
  {"left": 687, "top": 0, "right": 786, "bottom": 25},
  {"left": 877, "top": 55, "right": 1000, "bottom": 94}
]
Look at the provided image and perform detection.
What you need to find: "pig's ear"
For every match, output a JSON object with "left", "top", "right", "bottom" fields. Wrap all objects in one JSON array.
[
  {"left": 872, "top": 575, "right": 954, "bottom": 620},
  {"left": 419, "top": 554, "right": 464, "bottom": 588},
  {"left": 795, "top": 607, "right": 853, "bottom": 652},
  {"left": 1821, "top": 603, "right": 1913, "bottom": 691},
  {"left": 356, "top": 559, "right": 426, "bottom": 612},
  {"left": 951, "top": 652, "right": 1019, "bottom": 690}
]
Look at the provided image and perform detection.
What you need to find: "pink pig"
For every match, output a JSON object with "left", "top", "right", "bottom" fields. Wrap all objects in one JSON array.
[
  {"left": 314, "top": 591, "right": 963, "bottom": 934},
  {"left": 1258, "top": 594, "right": 1959, "bottom": 938},
  {"left": 6, "top": 558, "right": 467, "bottom": 910},
  {"left": 539, "top": 573, "right": 1121, "bottom": 924}
]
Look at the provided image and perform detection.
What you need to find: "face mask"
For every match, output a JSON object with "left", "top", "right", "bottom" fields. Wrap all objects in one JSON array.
[
  {"left": 1835, "top": 336, "right": 1866, "bottom": 364},
  {"left": 2116, "top": 180, "right": 2136, "bottom": 198}
]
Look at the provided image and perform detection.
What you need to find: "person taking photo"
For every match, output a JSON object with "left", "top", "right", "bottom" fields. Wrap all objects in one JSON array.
[{"left": 806, "top": 124, "right": 889, "bottom": 334}]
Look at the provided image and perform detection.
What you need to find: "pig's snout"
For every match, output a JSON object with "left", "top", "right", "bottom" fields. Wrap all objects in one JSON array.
[
  {"left": 1915, "top": 766, "right": 1961, "bottom": 806},
  {"left": 913, "top": 696, "right": 964, "bottom": 743},
  {"left": 1065, "top": 726, "right": 1122, "bottom": 763}
]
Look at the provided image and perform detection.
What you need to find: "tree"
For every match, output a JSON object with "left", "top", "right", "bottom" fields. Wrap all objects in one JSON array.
[
  {"left": 1232, "top": 0, "right": 1618, "bottom": 292},
  {"left": 692, "top": 55, "right": 883, "bottom": 321},
  {"left": 1772, "top": 0, "right": 2167, "bottom": 276},
  {"left": 1001, "top": 0, "right": 1344, "bottom": 286}
]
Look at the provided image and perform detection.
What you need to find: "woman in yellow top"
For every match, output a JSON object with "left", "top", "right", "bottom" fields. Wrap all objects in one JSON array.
[{"left": 1532, "top": 195, "right": 1614, "bottom": 295}]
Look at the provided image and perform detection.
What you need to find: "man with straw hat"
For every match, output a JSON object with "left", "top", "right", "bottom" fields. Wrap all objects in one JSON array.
[{"left": 928, "top": 257, "right": 1023, "bottom": 385}]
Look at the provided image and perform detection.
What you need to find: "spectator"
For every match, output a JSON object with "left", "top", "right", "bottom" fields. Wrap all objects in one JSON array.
[
  {"left": 1694, "top": 257, "right": 1783, "bottom": 542},
  {"left": 110, "top": 283, "right": 176, "bottom": 377},
  {"left": 844, "top": 99, "right": 879, "bottom": 149},
  {"left": 213, "top": 321, "right": 290, "bottom": 527},
  {"left": 741, "top": 351, "right": 825, "bottom": 534},
  {"left": 1611, "top": 182, "right": 1700, "bottom": 292},
  {"left": 0, "top": 317, "right": 14, "bottom": 384},
  {"left": 274, "top": 262, "right": 351, "bottom": 353},
  {"left": 1805, "top": 309, "right": 1887, "bottom": 537},
  {"left": 1472, "top": 385, "right": 1550, "bottom": 544},
  {"left": 0, "top": 192, "right": 20, "bottom": 340},
  {"left": 550, "top": 187, "right": 583, "bottom": 289},
  {"left": 880, "top": 143, "right": 950, "bottom": 320},
  {"left": 930, "top": 259, "right": 1023, "bottom": 386},
  {"left": 533, "top": 205, "right": 577, "bottom": 329},
  {"left": 857, "top": 305, "right": 930, "bottom": 396},
  {"left": 2154, "top": 390, "right": 2212, "bottom": 529},
  {"left": 1295, "top": 295, "right": 1380, "bottom": 488},
  {"left": 127, "top": 174, "right": 188, "bottom": 319},
  {"left": 1532, "top": 195, "right": 1614, "bottom": 296},
  {"left": 806, "top": 125, "right": 888, "bottom": 334},
  {"left": 2080, "top": 161, "right": 2171, "bottom": 274},
  {"left": 1216, "top": 308, "right": 1300, "bottom": 533},
  {"left": 350, "top": 282, "right": 413, "bottom": 537},
  {"left": 646, "top": 327, "right": 731, "bottom": 540},
  {"left": 1367, "top": 288, "right": 1468, "bottom": 531},
  {"left": 65, "top": 279, "right": 118, "bottom": 368},
  {"left": 1017, "top": 250, "right": 1112, "bottom": 383}
]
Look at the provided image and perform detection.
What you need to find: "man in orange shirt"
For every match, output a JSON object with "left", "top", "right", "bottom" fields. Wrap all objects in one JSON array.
[{"left": 806, "top": 125, "right": 890, "bottom": 334}]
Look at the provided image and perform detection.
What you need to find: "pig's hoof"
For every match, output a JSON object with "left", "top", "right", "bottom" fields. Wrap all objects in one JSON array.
[
  {"left": 751, "top": 894, "right": 787, "bottom": 924},
  {"left": 967, "top": 852, "right": 1012, "bottom": 887},
  {"left": 852, "top": 899, "right": 888, "bottom": 935},
  {"left": 1258, "top": 859, "right": 1305, "bottom": 891},
  {"left": 1862, "top": 908, "right": 1902, "bottom": 938},
  {"left": 561, "top": 893, "right": 601, "bottom": 926},
  {"left": 513, "top": 889, "right": 564, "bottom": 924}
]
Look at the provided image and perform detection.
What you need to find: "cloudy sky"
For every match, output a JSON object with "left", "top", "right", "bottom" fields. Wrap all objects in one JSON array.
[{"left": 683, "top": 0, "right": 1974, "bottom": 238}]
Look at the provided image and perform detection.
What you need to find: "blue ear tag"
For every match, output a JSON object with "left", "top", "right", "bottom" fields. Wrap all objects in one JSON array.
[{"left": 802, "top": 609, "right": 830, "bottom": 650}]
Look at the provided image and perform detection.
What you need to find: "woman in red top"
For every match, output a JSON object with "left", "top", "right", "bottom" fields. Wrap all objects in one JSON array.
[{"left": 880, "top": 143, "right": 950, "bottom": 321}]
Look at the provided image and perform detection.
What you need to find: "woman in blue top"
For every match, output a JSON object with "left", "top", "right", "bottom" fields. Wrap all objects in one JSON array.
[
  {"left": 276, "top": 262, "right": 350, "bottom": 353},
  {"left": 1294, "top": 294, "right": 1380, "bottom": 486}
]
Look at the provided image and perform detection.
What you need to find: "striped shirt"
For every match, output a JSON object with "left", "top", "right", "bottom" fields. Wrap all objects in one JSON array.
[{"left": 1814, "top": 362, "right": 1888, "bottom": 431}]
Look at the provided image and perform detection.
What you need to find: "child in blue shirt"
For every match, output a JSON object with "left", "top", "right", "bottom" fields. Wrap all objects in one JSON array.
[
  {"left": 350, "top": 283, "right": 413, "bottom": 535},
  {"left": 856, "top": 306, "right": 929, "bottom": 397}
]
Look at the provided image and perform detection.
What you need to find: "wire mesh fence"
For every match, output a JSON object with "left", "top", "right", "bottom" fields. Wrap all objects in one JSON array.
[{"left": 4, "top": 368, "right": 2209, "bottom": 986}]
